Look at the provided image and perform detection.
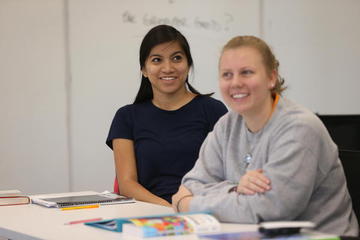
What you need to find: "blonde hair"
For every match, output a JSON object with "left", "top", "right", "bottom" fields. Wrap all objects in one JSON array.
[{"left": 221, "top": 36, "right": 286, "bottom": 95}]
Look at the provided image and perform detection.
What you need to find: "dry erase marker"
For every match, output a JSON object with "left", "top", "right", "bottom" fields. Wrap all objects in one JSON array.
[
  {"left": 65, "top": 217, "right": 103, "bottom": 225},
  {"left": 61, "top": 204, "right": 99, "bottom": 211}
]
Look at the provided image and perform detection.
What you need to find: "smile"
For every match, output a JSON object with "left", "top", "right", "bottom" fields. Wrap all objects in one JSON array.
[
  {"left": 231, "top": 93, "right": 248, "bottom": 99},
  {"left": 160, "top": 76, "right": 176, "bottom": 80}
]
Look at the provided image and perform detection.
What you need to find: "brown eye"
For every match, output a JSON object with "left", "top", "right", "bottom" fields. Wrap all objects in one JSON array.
[
  {"left": 173, "top": 55, "right": 182, "bottom": 62},
  {"left": 151, "top": 57, "right": 161, "bottom": 63}
]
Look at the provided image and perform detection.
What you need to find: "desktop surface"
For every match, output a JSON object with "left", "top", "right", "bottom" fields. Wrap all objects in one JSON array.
[
  {"left": 0, "top": 191, "right": 256, "bottom": 240},
  {"left": 0, "top": 191, "right": 173, "bottom": 240}
]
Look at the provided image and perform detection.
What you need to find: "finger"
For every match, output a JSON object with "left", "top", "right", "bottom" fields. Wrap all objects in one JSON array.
[
  {"left": 237, "top": 172, "right": 270, "bottom": 194},
  {"left": 254, "top": 177, "right": 272, "bottom": 190},
  {"left": 252, "top": 177, "right": 271, "bottom": 190},
  {"left": 245, "top": 176, "right": 271, "bottom": 192},
  {"left": 249, "top": 172, "right": 271, "bottom": 185},
  {"left": 241, "top": 178, "right": 266, "bottom": 193},
  {"left": 238, "top": 179, "right": 265, "bottom": 194}
]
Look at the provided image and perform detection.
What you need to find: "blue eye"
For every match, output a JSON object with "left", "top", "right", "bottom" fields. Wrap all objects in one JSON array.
[
  {"left": 222, "top": 72, "right": 233, "bottom": 79},
  {"left": 242, "top": 69, "right": 253, "bottom": 75}
]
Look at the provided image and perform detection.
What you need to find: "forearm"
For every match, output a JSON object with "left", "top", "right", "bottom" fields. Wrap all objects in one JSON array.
[
  {"left": 119, "top": 179, "right": 171, "bottom": 207},
  {"left": 183, "top": 179, "right": 236, "bottom": 196},
  {"left": 189, "top": 191, "right": 259, "bottom": 223},
  {"left": 187, "top": 172, "right": 314, "bottom": 223}
]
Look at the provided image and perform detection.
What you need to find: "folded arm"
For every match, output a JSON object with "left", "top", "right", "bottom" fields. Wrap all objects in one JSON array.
[{"left": 181, "top": 121, "right": 320, "bottom": 223}]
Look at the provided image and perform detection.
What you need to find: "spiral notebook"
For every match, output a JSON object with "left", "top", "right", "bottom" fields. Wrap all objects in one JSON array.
[{"left": 32, "top": 193, "right": 134, "bottom": 208}]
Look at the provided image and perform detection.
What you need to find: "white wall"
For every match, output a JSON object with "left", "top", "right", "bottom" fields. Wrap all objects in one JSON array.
[
  {"left": 1, "top": 0, "right": 359, "bottom": 194},
  {"left": 262, "top": 0, "right": 360, "bottom": 114},
  {"left": 0, "top": 0, "right": 69, "bottom": 194}
]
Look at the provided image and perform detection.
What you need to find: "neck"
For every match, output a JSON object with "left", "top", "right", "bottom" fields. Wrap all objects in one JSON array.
[
  {"left": 152, "top": 88, "right": 195, "bottom": 111},
  {"left": 244, "top": 94, "right": 277, "bottom": 133}
]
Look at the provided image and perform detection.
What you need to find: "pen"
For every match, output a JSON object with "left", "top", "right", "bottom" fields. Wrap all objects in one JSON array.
[
  {"left": 64, "top": 217, "right": 103, "bottom": 225},
  {"left": 61, "top": 204, "right": 99, "bottom": 211}
]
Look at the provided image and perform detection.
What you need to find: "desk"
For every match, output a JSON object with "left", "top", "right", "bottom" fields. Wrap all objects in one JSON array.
[{"left": 0, "top": 191, "right": 256, "bottom": 240}]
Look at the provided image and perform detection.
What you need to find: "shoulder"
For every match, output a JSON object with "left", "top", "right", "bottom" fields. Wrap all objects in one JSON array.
[
  {"left": 269, "top": 97, "right": 338, "bottom": 171},
  {"left": 196, "top": 95, "right": 226, "bottom": 106},
  {"left": 195, "top": 95, "right": 228, "bottom": 113},
  {"left": 270, "top": 97, "right": 332, "bottom": 145},
  {"left": 112, "top": 104, "right": 133, "bottom": 118},
  {"left": 115, "top": 104, "right": 133, "bottom": 113},
  {"left": 114, "top": 102, "right": 152, "bottom": 115},
  {"left": 277, "top": 98, "right": 324, "bottom": 130},
  {"left": 212, "top": 110, "right": 243, "bottom": 137}
]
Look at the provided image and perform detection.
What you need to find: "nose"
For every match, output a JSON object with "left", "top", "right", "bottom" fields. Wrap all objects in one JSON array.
[
  {"left": 161, "top": 60, "right": 175, "bottom": 73},
  {"left": 230, "top": 74, "right": 244, "bottom": 88}
]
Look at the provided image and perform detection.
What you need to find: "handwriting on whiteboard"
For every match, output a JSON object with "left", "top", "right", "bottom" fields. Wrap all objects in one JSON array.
[{"left": 122, "top": 11, "right": 234, "bottom": 32}]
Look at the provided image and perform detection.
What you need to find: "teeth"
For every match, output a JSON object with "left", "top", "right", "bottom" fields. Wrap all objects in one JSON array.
[
  {"left": 232, "top": 93, "right": 248, "bottom": 99},
  {"left": 161, "top": 77, "right": 176, "bottom": 80}
]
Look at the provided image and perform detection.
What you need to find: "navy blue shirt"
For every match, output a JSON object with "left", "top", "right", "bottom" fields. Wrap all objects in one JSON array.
[{"left": 106, "top": 95, "right": 227, "bottom": 202}]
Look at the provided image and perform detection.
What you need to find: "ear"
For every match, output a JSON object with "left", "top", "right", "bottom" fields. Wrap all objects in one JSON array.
[
  {"left": 141, "top": 68, "right": 148, "bottom": 78},
  {"left": 268, "top": 70, "right": 277, "bottom": 89}
]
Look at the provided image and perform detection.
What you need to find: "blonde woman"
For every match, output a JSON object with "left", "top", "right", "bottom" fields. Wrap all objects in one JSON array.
[{"left": 172, "top": 36, "right": 358, "bottom": 236}]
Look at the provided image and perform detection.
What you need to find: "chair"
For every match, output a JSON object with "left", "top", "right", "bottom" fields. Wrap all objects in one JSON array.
[
  {"left": 113, "top": 177, "right": 120, "bottom": 194},
  {"left": 339, "top": 150, "right": 360, "bottom": 225},
  {"left": 317, "top": 114, "right": 360, "bottom": 151}
]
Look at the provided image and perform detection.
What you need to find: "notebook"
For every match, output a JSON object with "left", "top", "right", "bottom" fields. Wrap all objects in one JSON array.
[
  {"left": 31, "top": 193, "right": 134, "bottom": 208},
  {"left": 0, "top": 189, "right": 30, "bottom": 206}
]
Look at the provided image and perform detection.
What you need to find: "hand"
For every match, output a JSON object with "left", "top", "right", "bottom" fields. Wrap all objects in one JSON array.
[
  {"left": 158, "top": 199, "right": 172, "bottom": 207},
  {"left": 172, "top": 185, "right": 193, "bottom": 212},
  {"left": 237, "top": 169, "right": 271, "bottom": 195}
]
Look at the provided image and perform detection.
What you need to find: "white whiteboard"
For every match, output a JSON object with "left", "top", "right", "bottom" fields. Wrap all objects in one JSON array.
[{"left": 263, "top": 0, "right": 360, "bottom": 114}]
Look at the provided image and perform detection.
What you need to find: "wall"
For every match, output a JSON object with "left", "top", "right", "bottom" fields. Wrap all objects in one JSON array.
[
  {"left": 263, "top": 0, "right": 360, "bottom": 114},
  {"left": 0, "top": 0, "right": 359, "bottom": 194},
  {"left": 0, "top": 0, "right": 69, "bottom": 193}
]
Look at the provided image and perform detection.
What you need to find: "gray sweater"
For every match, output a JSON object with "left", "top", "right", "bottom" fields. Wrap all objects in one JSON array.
[{"left": 182, "top": 97, "right": 359, "bottom": 236}]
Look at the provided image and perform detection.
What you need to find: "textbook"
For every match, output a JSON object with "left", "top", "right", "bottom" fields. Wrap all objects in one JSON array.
[
  {"left": 31, "top": 192, "right": 134, "bottom": 208},
  {"left": 0, "top": 190, "right": 30, "bottom": 206},
  {"left": 85, "top": 212, "right": 221, "bottom": 238}
]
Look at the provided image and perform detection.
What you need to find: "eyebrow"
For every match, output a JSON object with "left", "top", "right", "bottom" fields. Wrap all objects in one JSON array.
[
  {"left": 170, "top": 51, "right": 184, "bottom": 56},
  {"left": 149, "top": 51, "right": 184, "bottom": 58}
]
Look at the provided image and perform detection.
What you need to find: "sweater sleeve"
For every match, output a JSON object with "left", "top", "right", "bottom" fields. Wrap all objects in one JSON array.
[{"left": 184, "top": 114, "right": 327, "bottom": 223}]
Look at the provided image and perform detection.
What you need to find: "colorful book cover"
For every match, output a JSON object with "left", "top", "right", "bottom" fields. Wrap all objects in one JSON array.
[
  {"left": 85, "top": 212, "right": 221, "bottom": 237},
  {"left": 124, "top": 215, "right": 193, "bottom": 237}
]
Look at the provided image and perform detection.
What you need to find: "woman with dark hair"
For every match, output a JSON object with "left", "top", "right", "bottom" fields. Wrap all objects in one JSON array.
[{"left": 106, "top": 25, "right": 227, "bottom": 206}]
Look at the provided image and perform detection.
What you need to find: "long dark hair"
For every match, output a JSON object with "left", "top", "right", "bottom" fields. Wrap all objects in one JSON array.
[{"left": 134, "top": 24, "right": 211, "bottom": 104}]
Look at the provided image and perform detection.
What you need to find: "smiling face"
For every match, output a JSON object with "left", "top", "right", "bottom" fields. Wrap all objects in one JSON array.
[
  {"left": 219, "top": 46, "right": 276, "bottom": 117},
  {"left": 141, "top": 41, "right": 189, "bottom": 98}
]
